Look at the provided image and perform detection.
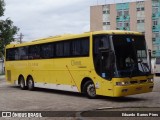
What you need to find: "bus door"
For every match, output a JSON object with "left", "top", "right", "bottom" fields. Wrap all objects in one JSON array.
[
  {"left": 99, "top": 50, "right": 110, "bottom": 79},
  {"left": 93, "top": 35, "right": 114, "bottom": 96}
]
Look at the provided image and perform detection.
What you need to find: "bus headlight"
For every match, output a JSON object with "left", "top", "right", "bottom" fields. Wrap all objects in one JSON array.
[
  {"left": 148, "top": 79, "right": 154, "bottom": 83},
  {"left": 116, "top": 81, "right": 130, "bottom": 86}
]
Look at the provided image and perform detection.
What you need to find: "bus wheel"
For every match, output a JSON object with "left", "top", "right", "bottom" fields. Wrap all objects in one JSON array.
[
  {"left": 83, "top": 81, "right": 96, "bottom": 99},
  {"left": 27, "top": 77, "right": 34, "bottom": 91},
  {"left": 19, "top": 76, "right": 26, "bottom": 90}
]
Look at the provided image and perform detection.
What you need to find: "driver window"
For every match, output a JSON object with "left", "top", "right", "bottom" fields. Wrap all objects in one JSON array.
[
  {"left": 99, "top": 37, "right": 110, "bottom": 49},
  {"left": 93, "top": 35, "right": 110, "bottom": 54},
  {"left": 93, "top": 35, "right": 111, "bottom": 79}
]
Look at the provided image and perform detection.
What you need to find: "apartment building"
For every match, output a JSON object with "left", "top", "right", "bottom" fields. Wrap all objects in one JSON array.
[{"left": 90, "top": 0, "right": 160, "bottom": 57}]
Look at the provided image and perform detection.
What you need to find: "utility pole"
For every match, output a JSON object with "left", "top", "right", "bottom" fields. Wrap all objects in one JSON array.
[{"left": 17, "top": 33, "right": 24, "bottom": 43}]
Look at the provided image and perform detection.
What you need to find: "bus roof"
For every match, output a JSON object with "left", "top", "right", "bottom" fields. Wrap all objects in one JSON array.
[{"left": 6, "top": 30, "right": 143, "bottom": 48}]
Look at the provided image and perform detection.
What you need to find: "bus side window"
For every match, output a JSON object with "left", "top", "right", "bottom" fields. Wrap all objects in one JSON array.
[
  {"left": 64, "top": 42, "right": 71, "bottom": 57},
  {"left": 14, "top": 49, "right": 19, "bottom": 60},
  {"left": 18, "top": 47, "right": 28, "bottom": 60},
  {"left": 6, "top": 48, "right": 16, "bottom": 61},
  {"left": 71, "top": 38, "right": 89, "bottom": 56},
  {"left": 72, "top": 40, "right": 81, "bottom": 56},
  {"left": 56, "top": 42, "right": 64, "bottom": 57},
  {"left": 81, "top": 38, "right": 89, "bottom": 56},
  {"left": 41, "top": 43, "right": 54, "bottom": 59},
  {"left": 28, "top": 45, "right": 41, "bottom": 59}
]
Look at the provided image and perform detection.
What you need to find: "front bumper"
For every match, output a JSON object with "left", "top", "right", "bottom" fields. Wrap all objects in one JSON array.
[{"left": 113, "top": 83, "right": 154, "bottom": 97}]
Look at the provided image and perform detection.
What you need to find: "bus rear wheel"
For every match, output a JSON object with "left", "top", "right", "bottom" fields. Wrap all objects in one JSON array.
[
  {"left": 19, "top": 76, "right": 26, "bottom": 90},
  {"left": 27, "top": 77, "right": 34, "bottom": 91},
  {"left": 83, "top": 81, "right": 96, "bottom": 99}
]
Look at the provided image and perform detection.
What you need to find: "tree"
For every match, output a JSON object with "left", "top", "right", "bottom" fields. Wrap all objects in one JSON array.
[
  {"left": 0, "top": 0, "right": 5, "bottom": 16},
  {"left": 0, "top": 0, "right": 19, "bottom": 57}
]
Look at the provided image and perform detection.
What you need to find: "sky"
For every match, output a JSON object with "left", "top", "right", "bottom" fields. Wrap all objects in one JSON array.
[{"left": 3, "top": 0, "right": 143, "bottom": 41}]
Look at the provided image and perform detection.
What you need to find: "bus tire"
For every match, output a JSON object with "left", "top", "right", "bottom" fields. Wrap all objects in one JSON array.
[
  {"left": 19, "top": 76, "right": 26, "bottom": 90},
  {"left": 83, "top": 81, "right": 96, "bottom": 99},
  {"left": 27, "top": 76, "right": 34, "bottom": 91}
]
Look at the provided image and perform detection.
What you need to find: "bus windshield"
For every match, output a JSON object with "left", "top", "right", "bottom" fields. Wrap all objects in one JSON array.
[{"left": 112, "top": 35, "right": 150, "bottom": 77}]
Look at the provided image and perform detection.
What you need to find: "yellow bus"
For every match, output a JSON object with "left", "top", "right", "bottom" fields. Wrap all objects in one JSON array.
[{"left": 5, "top": 30, "right": 154, "bottom": 98}]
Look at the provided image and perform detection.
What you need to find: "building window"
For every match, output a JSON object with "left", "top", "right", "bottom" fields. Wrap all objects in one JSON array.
[
  {"left": 117, "top": 11, "right": 123, "bottom": 16},
  {"left": 124, "top": 10, "right": 129, "bottom": 16},
  {"left": 152, "top": 0, "right": 159, "bottom": 7},
  {"left": 137, "top": 7, "right": 145, "bottom": 11},
  {"left": 137, "top": 20, "right": 140, "bottom": 23},
  {"left": 103, "top": 10, "right": 110, "bottom": 14},
  {"left": 141, "top": 7, "right": 145, "bottom": 11},
  {"left": 153, "top": 20, "right": 158, "bottom": 26},
  {"left": 141, "top": 20, "right": 145, "bottom": 23},
  {"left": 103, "top": 5, "right": 110, "bottom": 14},
  {"left": 103, "top": 11, "right": 106, "bottom": 14},
  {"left": 124, "top": 22, "right": 129, "bottom": 27},
  {"left": 153, "top": 32, "right": 160, "bottom": 38},
  {"left": 153, "top": 45, "right": 159, "bottom": 51},
  {"left": 103, "top": 22, "right": 110, "bottom": 25},
  {"left": 153, "top": 38, "right": 156, "bottom": 41},
  {"left": 117, "top": 22, "right": 123, "bottom": 28},
  {"left": 137, "top": 8, "right": 141, "bottom": 11},
  {"left": 137, "top": 19, "right": 145, "bottom": 23},
  {"left": 106, "top": 10, "right": 110, "bottom": 14},
  {"left": 107, "top": 22, "right": 110, "bottom": 25},
  {"left": 136, "top": 1, "right": 145, "bottom": 12},
  {"left": 153, "top": 7, "right": 159, "bottom": 14}
]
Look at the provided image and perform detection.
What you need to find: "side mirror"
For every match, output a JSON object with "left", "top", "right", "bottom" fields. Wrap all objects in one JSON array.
[
  {"left": 99, "top": 47, "right": 110, "bottom": 52},
  {"left": 106, "top": 51, "right": 115, "bottom": 80},
  {"left": 148, "top": 49, "right": 152, "bottom": 73},
  {"left": 109, "top": 51, "right": 115, "bottom": 73}
]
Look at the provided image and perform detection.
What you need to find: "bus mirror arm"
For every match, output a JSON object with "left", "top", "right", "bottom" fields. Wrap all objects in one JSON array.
[
  {"left": 108, "top": 51, "right": 115, "bottom": 79},
  {"left": 148, "top": 49, "right": 152, "bottom": 73},
  {"left": 99, "top": 47, "right": 110, "bottom": 52}
]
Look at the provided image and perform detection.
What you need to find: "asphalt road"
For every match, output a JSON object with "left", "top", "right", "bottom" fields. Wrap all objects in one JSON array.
[{"left": 0, "top": 75, "right": 160, "bottom": 120}]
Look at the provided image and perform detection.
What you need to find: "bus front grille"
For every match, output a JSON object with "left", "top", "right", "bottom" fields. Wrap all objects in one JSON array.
[
  {"left": 130, "top": 81, "right": 138, "bottom": 84},
  {"left": 140, "top": 80, "right": 147, "bottom": 83}
]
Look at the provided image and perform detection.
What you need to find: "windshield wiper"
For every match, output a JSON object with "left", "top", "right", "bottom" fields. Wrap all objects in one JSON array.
[
  {"left": 130, "top": 63, "right": 136, "bottom": 78},
  {"left": 138, "top": 59, "right": 149, "bottom": 75}
]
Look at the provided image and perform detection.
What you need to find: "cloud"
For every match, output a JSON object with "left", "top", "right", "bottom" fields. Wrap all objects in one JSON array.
[
  {"left": 3, "top": 0, "right": 143, "bottom": 41},
  {"left": 3, "top": 0, "right": 91, "bottom": 41}
]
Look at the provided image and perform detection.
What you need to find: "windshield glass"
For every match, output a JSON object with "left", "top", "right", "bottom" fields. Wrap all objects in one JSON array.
[{"left": 112, "top": 35, "right": 150, "bottom": 77}]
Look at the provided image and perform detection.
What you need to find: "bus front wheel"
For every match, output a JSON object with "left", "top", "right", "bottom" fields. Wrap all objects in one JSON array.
[
  {"left": 83, "top": 81, "right": 96, "bottom": 99},
  {"left": 27, "top": 77, "right": 34, "bottom": 91}
]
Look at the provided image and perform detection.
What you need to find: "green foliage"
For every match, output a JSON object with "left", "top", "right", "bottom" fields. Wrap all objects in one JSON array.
[
  {"left": 0, "top": 0, "right": 19, "bottom": 57},
  {"left": 0, "top": 18, "right": 19, "bottom": 55},
  {"left": 0, "top": 0, "right": 5, "bottom": 16}
]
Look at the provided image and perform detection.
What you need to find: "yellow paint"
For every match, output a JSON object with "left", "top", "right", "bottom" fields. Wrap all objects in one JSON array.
[{"left": 5, "top": 30, "right": 153, "bottom": 97}]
